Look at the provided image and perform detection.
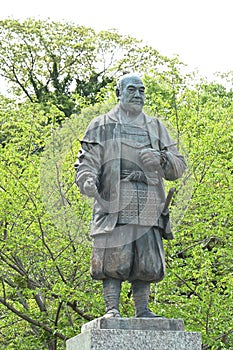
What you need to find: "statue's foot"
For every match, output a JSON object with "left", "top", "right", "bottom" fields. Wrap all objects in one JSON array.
[
  {"left": 135, "top": 309, "right": 160, "bottom": 318},
  {"left": 103, "top": 308, "right": 121, "bottom": 318}
]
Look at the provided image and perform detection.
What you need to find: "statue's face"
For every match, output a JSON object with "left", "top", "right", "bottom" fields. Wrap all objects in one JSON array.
[{"left": 119, "top": 76, "right": 145, "bottom": 114}]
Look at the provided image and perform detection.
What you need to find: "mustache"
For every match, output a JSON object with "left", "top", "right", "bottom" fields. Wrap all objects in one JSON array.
[{"left": 130, "top": 98, "right": 144, "bottom": 103}]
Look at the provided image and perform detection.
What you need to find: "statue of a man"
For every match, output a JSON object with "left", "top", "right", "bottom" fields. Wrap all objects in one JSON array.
[{"left": 75, "top": 74, "right": 186, "bottom": 318}]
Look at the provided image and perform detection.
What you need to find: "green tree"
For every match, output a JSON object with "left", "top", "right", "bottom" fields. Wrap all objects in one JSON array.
[
  {"left": 0, "top": 18, "right": 232, "bottom": 350},
  {"left": 0, "top": 19, "right": 167, "bottom": 121},
  {"left": 0, "top": 96, "right": 95, "bottom": 349}
]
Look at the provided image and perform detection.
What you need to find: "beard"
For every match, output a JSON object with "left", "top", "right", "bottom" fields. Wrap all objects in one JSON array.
[{"left": 120, "top": 101, "right": 144, "bottom": 115}]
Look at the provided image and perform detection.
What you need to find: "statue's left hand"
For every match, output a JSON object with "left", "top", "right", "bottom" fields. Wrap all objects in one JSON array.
[{"left": 139, "top": 149, "right": 162, "bottom": 171}]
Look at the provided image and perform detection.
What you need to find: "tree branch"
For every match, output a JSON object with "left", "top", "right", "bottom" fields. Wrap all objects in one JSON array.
[
  {"left": 166, "top": 259, "right": 203, "bottom": 301},
  {"left": 11, "top": 65, "right": 33, "bottom": 102},
  {"left": 0, "top": 297, "right": 67, "bottom": 340},
  {"left": 202, "top": 329, "right": 233, "bottom": 349}
]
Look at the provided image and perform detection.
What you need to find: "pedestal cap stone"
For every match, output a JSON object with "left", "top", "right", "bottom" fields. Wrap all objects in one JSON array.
[{"left": 81, "top": 317, "right": 184, "bottom": 332}]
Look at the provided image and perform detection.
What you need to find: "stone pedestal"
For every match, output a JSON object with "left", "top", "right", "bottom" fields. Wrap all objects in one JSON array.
[{"left": 66, "top": 317, "right": 202, "bottom": 350}]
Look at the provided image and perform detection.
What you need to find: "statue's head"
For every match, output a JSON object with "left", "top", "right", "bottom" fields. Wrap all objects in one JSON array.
[{"left": 116, "top": 74, "right": 145, "bottom": 115}]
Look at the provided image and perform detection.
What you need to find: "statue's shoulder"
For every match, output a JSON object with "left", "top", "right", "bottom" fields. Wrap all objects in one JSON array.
[
  {"left": 144, "top": 113, "right": 160, "bottom": 125},
  {"left": 145, "top": 114, "right": 167, "bottom": 128},
  {"left": 83, "top": 109, "right": 117, "bottom": 143},
  {"left": 87, "top": 107, "right": 117, "bottom": 128},
  {"left": 88, "top": 114, "right": 106, "bottom": 128}
]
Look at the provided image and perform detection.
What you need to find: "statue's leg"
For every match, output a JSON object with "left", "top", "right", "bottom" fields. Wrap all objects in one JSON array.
[
  {"left": 103, "top": 278, "right": 122, "bottom": 318},
  {"left": 132, "top": 280, "right": 158, "bottom": 318}
]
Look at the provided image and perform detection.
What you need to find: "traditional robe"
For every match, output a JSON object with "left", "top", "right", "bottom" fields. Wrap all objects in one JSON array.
[{"left": 75, "top": 104, "right": 186, "bottom": 281}]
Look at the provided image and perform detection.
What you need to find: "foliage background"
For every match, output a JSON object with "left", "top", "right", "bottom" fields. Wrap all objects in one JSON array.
[{"left": 0, "top": 18, "right": 232, "bottom": 349}]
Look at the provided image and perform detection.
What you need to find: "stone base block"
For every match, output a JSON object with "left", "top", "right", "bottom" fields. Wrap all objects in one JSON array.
[{"left": 66, "top": 318, "right": 202, "bottom": 350}]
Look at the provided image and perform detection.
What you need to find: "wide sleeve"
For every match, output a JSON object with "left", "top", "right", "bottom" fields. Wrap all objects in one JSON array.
[
  {"left": 74, "top": 141, "right": 102, "bottom": 195},
  {"left": 157, "top": 119, "right": 187, "bottom": 181},
  {"left": 74, "top": 117, "right": 105, "bottom": 195}
]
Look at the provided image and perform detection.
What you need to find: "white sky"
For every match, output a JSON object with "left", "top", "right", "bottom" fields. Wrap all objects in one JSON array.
[{"left": 1, "top": 0, "right": 233, "bottom": 79}]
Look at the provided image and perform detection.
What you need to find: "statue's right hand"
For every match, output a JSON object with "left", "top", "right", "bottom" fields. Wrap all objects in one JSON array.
[{"left": 83, "top": 178, "right": 98, "bottom": 198}]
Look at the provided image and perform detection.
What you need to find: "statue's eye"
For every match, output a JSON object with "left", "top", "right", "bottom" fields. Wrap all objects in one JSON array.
[
  {"left": 127, "top": 87, "right": 136, "bottom": 93},
  {"left": 127, "top": 86, "right": 145, "bottom": 94}
]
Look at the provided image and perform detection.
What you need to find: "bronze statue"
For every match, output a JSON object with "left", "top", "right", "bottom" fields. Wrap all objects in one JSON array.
[{"left": 75, "top": 74, "right": 186, "bottom": 318}]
